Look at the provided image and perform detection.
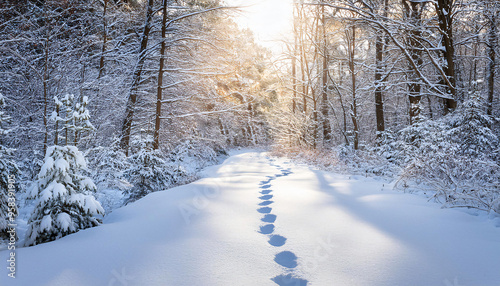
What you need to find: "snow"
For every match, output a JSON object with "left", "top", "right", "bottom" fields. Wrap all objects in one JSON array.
[
  {"left": 2, "top": 152, "right": 500, "bottom": 285},
  {"left": 38, "top": 157, "right": 54, "bottom": 178},
  {"left": 39, "top": 188, "right": 53, "bottom": 204},
  {"left": 56, "top": 213, "right": 73, "bottom": 232},
  {"left": 51, "top": 182, "right": 68, "bottom": 198},
  {"left": 40, "top": 215, "right": 52, "bottom": 232},
  {"left": 83, "top": 195, "right": 105, "bottom": 215},
  {"left": 79, "top": 178, "right": 95, "bottom": 191},
  {"left": 69, "top": 146, "right": 87, "bottom": 168}
]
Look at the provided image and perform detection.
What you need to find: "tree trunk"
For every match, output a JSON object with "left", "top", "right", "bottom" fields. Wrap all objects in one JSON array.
[
  {"left": 321, "top": 4, "right": 332, "bottom": 144},
  {"left": 348, "top": 24, "right": 359, "bottom": 150},
  {"left": 403, "top": 0, "right": 424, "bottom": 125},
  {"left": 435, "top": 0, "right": 457, "bottom": 112},
  {"left": 154, "top": 0, "right": 168, "bottom": 150},
  {"left": 337, "top": 62, "right": 349, "bottom": 145},
  {"left": 299, "top": 4, "right": 308, "bottom": 113},
  {"left": 374, "top": 0, "right": 387, "bottom": 138},
  {"left": 487, "top": 9, "right": 498, "bottom": 116},
  {"left": 54, "top": 104, "right": 59, "bottom": 146},
  {"left": 292, "top": 3, "right": 298, "bottom": 113},
  {"left": 121, "top": 0, "right": 155, "bottom": 155},
  {"left": 98, "top": 0, "right": 108, "bottom": 79},
  {"left": 43, "top": 6, "right": 49, "bottom": 154}
]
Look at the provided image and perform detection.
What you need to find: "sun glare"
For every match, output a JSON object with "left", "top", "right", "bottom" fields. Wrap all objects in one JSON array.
[{"left": 224, "top": 0, "right": 294, "bottom": 52}]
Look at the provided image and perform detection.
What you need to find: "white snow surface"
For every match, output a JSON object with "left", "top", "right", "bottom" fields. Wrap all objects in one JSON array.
[{"left": 2, "top": 151, "right": 500, "bottom": 285}]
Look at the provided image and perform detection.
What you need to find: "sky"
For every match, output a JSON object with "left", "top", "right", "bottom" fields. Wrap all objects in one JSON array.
[{"left": 223, "top": 0, "right": 294, "bottom": 53}]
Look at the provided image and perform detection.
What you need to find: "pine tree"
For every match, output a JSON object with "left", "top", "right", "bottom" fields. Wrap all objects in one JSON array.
[
  {"left": 25, "top": 146, "right": 104, "bottom": 246},
  {"left": 73, "top": 96, "right": 95, "bottom": 144},
  {"left": 447, "top": 92, "right": 498, "bottom": 158},
  {"left": 124, "top": 137, "right": 172, "bottom": 203},
  {"left": 25, "top": 95, "right": 103, "bottom": 246}
]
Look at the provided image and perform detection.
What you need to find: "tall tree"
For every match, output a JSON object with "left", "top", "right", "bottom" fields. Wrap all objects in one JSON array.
[
  {"left": 98, "top": 0, "right": 108, "bottom": 79},
  {"left": 374, "top": 0, "right": 388, "bottom": 136},
  {"left": 435, "top": 0, "right": 457, "bottom": 112},
  {"left": 403, "top": 0, "right": 424, "bottom": 124},
  {"left": 321, "top": 2, "right": 332, "bottom": 144},
  {"left": 347, "top": 22, "right": 359, "bottom": 150},
  {"left": 154, "top": 0, "right": 169, "bottom": 150},
  {"left": 121, "top": 0, "right": 155, "bottom": 155},
  {"left": 487, "top": 4, "right": 498, "bottom": 116}
]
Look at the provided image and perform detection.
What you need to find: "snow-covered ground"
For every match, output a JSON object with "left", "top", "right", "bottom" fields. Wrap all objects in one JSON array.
[{"left": 2, "top": 151, "right": 500, "bottom": 285}]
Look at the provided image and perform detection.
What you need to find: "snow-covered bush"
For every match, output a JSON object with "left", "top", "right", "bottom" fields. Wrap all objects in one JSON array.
[
  {"left": 167, "top": 139, "right": 227, "bottom": 173},
  {"left": 123, "top": 140, "right": 173, "bottom": 204},
  {"left": 271, "top": 145, "right": 340, "bottom": 170},
  {"left": 124, "top": 138, "right": 227, "bottom": 204},
  {"left": 86, "top": 142, "right": 130, "bottom": 191},
  {"left": 25, "top": 146, "right": 104, "bottom": 246},
  {"left": 395, "top": 94, "right": 500, "bottom": 212},
  {"left": 85, "top": 142, "right": 131, "bottom": 213},
  {"left": 446, "top": 93, "right": 498, "bottom": 158}
]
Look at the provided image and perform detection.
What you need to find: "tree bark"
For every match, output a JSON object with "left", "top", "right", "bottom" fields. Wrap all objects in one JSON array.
[
  {"left": 348, "top": 24, "right": 359, "bottom": 150},
  {"left": 292, "top": 2, "right": 298, "bottom": 113},
  {"left": 121, "top": 0, "right": 155, "bottom": 155},
  {"left": 403, "top": 0, "right": 424, "bottom": 125},
  {"left": 374, "top": 0, "right": 388, "bottom": 137},
  {"left": 487, "top": 9, "right": 498, "bottom": 116},
  {"left": 435, "top": 0, "right": 457, "bottom": 112},
  {"left": 321, "top": 3, "right": 332, "bottom": 144},
  {"left": 43, "top": 6, "right": 49, "bottom": 154},
  {"left": 154, "top": 0, "right": 169, "bottom": 150},
  {"left": 98, "top": 0, "right": 108, "bottom": 79}
]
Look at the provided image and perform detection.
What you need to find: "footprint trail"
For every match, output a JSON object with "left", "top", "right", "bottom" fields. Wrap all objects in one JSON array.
[{"left": 256, "top": 159, "right": 308, "bottom": 285}]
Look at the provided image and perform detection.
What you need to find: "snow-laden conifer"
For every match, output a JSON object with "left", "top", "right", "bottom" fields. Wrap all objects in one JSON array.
[
  {"left": 124, "top": 137, "right": 173, "bottom": 203},
  {"left": 25, "top": 145, "right": 104, "bottom": 246},
  {"left": 26, "top": 94, "right": 102, "bottom": 246}
]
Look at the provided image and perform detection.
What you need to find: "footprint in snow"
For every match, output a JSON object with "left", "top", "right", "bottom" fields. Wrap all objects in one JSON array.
[
  {"left": 259, "top": 195, "right": 273, "bottom": 200},
  {"left": 260, "top": 184, "right": 272, "bottom": 189},
  {"left": 260, "top": 189, "right": 272, "bottom": 195},
  {"left": 268, "top": 235, "right": 286, "bottom": 247},
  {"left": 258, "top": 207, "right": 272, "bottom": 214},
  {"left": 280, "top": 170, "right": 292, "bottom": 176},
  {"left": 274, "top": 251, "right": 298, "bottom": 269},
  {"left": 259, "top": 224, "right": 275, "bottom": 234},
  {"left": 272, "top": 274, "right": 308, "bottom": 286},
  {"left": 259, "top": 200, "right": 273, "bottom": 206},
  {"left": 261, "top": 214, "right": 277, "bottom": 223}
]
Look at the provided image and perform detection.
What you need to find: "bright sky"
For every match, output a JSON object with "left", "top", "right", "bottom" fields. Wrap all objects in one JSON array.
[{"left": 223, "top": 0, "right": 294, "bottom": 53}]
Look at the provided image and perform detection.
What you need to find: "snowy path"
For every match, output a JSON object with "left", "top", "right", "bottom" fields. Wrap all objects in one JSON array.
[{"left": 3, "top": 151, "right": 500, "bottom": 286}]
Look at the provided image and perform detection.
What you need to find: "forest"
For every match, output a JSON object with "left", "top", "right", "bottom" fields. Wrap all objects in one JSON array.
[{"left": 0, "top": 0, "right": 499, "bottom": 284}]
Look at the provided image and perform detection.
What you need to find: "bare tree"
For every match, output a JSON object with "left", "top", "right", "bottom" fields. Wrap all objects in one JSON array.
[{"left": 121, "top": 0, "right": 155, "bottom": 155}]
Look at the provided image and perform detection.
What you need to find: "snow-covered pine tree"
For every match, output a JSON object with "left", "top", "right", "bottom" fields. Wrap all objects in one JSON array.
[
  {"left": 25, "top": 146, "right": 104, "bottom": 246},
  {"left": 73, "top": 96, "right": 95, "bottom": 145},
  {"left": 25, "top": 94, "right": 103, "bottom": 246},
  {"left": 61, "top": 94, "right": 74, "bottom": 146},
  {"left": 51, "top": 94, "right": 95, "bottom": 146},
  {"left": 124, "top": 137, "right": 172, "bottom": 203},
  {"left": 86, "top": 139, "right": 130, "bottom": 191},
  {"left": 0, "top": 94, "right": 19, "bottom": 241},
  {"left": 446, "top": 92, "right": 498, "bottom": 158}
]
